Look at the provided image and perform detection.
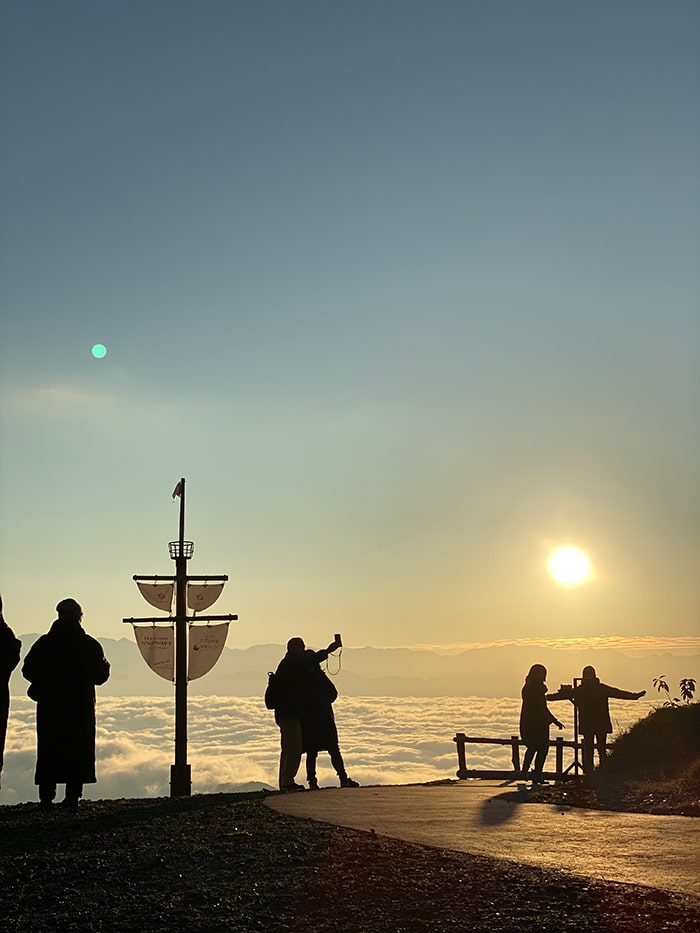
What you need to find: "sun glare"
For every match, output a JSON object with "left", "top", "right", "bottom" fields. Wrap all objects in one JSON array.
[{"left": 547, "top": 546, "right": 592, "bottom": 586}]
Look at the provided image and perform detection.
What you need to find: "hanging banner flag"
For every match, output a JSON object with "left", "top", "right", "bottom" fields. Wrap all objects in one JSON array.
[
  {"left": 136, "top": 582, "right": 174, "bottom": 613},
  {"left": 133, "top": 625, "right": 175, "bottom": 682},
  {"left": 187, "top": 583, "right": 225, "bottom": 612},
  {"left": 188, "top": 623, "right": 229, "bottom": 681}
]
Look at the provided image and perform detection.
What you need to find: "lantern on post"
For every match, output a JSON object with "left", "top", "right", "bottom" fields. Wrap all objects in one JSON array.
[{"left": 123, "top": 478, "right": 238, "bottom": 797}]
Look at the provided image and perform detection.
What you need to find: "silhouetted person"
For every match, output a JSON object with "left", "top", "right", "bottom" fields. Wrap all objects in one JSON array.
[
  {"left": 270, "top": 635, "right": 340, "bottom": 792},
  {"left": 22, "top": 599, "right": 110, "bottom": 809},
  {"left": 301, "top": 649, "right": 358, "bottom": 789},
  {"left": 550, "top": 665, "right": 645, "bottom": 773},
  {"left": 519, "top": 664, "right": 563, "bottom": 784},
  {"left": 0, "top": 595, "right": 22, "bottom": 788}
]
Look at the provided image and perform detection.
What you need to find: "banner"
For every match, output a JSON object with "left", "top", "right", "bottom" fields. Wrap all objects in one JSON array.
[
  {"left": 136, "top": 582, "right": 174, "bottom": 613},
  {"left": 133, "top": 625, "right": 175, "bottom": 682},
  {"left": 188, "top": 623, "right": 229, "bottom": 681},
  {"left": 187, "top": 583, "right": 225, "bottom": 612}
]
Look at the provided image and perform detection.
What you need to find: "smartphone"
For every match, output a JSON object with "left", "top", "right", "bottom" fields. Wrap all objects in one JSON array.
[{"left": 334, "top": 633, "right": 342, "bottom": 647}]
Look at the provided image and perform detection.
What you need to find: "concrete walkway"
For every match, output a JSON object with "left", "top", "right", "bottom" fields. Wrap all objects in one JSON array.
[{"left": 267, "top": 781, "right": 700, "bottom": 898}]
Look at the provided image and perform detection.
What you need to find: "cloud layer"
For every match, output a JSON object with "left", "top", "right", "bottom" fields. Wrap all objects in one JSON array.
[{"left": 1, "top": 695, "right": 650, "bottom": 805}]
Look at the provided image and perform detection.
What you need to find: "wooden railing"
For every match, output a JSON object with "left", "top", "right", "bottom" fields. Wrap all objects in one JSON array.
[{"left": 453, "top": 733, "right": 601, "bottom": 781}]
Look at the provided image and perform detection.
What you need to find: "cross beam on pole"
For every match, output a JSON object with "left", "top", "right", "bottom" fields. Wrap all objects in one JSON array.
[
  {"left": 124, "top": 614, "right": 238, "bottom": 625},
  {"left": 133, "top": 575, "right": 229, "bottom": 582}
]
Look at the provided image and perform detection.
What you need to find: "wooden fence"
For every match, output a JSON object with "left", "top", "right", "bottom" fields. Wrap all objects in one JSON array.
[{"left": 453, "top": 733, "right": 600, "bottom": 781}]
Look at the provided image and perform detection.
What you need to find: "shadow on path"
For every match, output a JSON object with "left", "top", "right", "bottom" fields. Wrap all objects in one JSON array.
[{"left": 269, "top": 781, "right": 700, "bottom": 898}]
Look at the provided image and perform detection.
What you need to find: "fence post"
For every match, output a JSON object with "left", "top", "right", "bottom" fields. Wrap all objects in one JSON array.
[
  {"left": 511, "top": 735, "right": 520, "bottom": 773},
  {"left": 454, "top": 733, "right": 467, "bottom": 778},
  {"left": 555, "top": 735, "right": 563, "bottom": 780}
]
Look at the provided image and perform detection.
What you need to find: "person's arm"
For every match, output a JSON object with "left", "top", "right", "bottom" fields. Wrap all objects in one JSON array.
[
  {"left": 0, "top": 626, "right": 21, "bottom": 676},
  {"left": 21, "top": 640, "right": 47, "bottom": 700},
  {"left": 93, "top": 652, "right": 110, "bottom": 686},
  {"left": 21, "top": 643, "right": 39, "bottom": 683},
  {"left": 11, "top": 635, "right": 21, "bottom": 671},
  {"left": 605, "top": 684, "right": 646, "bottom": 701},
  {"left": 312, "top": 636, "right": 342, "bottom": 664},
  {"left": 546, "top": 686, "right": 573, "bottom": 702}
]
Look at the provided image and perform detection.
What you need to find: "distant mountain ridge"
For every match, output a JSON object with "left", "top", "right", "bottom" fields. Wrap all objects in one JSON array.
[{"left": 10, "top": 636, "right": 697, "bottom": 699}]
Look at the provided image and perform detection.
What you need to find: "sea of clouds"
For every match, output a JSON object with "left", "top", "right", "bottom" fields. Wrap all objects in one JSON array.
[{"left": 1, "top": 694, "right": 652, "bottom": 805}]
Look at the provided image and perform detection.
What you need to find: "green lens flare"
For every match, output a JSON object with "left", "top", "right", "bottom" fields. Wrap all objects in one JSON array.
[{"left": 92, "top": 344, "right": 107, "bottom": 359}]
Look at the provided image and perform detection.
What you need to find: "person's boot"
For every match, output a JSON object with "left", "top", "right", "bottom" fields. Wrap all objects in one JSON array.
[
  {"left": 340, "top": 777, "right": 359, "bottom": 788},
  {"left": 63, "top": 781, "right": 82, "bottom": 808}
]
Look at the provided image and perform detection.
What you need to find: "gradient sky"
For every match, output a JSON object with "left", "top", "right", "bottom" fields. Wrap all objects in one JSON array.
[{"left": 1, "top": 0, "right": 698, "bottom": 649}]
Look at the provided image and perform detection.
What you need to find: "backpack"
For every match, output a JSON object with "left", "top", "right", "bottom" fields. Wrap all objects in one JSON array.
[
  {"left": 264, "top": 671, "right": 279, "bottom": 710},
  {"left": 318, "top": 669, "right": 338, "bottom": 704}
]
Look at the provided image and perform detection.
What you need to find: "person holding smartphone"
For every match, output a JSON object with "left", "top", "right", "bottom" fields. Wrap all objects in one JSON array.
[
  {"left": 301, "top": 634, "right": 359, "bottom": 790},
  {"left": 271, "top": 634, "right": 343, "bottom": 792}
]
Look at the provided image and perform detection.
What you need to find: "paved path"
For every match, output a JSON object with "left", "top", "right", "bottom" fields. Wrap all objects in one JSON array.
[{"left": 268, "top": 781, "right": 700, "bottom": 898}]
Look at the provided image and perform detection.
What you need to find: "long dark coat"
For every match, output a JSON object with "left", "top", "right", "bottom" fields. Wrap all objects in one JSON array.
[
  {"left": 22, "top": 618, "right": 110, "bottom": 785},
  {"left": 301, "top": 658, "right": 339, "bottom": 753},
  {"left": 519, "top": 679, "right": 558, "bottom": 748},
  {"left": 0, "top": 615, "right": 22, "bottom": 770},
  {"left": 272, "top": 647, "right": 330, "bottom": 726},
  {"left": 573, "top": 677, "right": 640, "bottom": 736}
]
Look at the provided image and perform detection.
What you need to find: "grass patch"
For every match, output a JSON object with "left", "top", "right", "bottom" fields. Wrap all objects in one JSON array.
[{"left": 530, "top": 703, "right": 700, "bottom": 816}]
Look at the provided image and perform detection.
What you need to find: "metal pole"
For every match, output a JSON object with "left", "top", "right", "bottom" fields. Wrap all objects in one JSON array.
[
  {"left": 171, "top": 477, "right": 191, "bottom": 797},
  {"left": 573, "top": 676, "right": 581, "bottom": 776}
]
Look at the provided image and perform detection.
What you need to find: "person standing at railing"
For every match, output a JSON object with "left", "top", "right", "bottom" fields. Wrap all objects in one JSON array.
[
  {"left": 519, "top": 664, "right": 564, "bottom": 785},
  {"left": 549, "top": 666, "right": 645, "bottom": 774}
]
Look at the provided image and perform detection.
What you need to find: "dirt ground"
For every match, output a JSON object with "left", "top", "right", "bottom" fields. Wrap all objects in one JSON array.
[{"left": 1, "top": 792, "right": 698, "bottom": 932}]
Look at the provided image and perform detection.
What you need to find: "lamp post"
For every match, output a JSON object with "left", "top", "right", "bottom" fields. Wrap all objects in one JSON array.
[
  {"left": 124, "top": 477, "right": 237, "bottom": 797},
  {"left": 168, "top": 479, "right": 194, "bottom": 795}
]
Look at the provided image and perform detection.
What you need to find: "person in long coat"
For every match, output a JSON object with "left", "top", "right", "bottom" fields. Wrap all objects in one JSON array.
[
  {"left": 301, "top": 650, "right": 358, "bottom": 789},
  {"left": 550, "top": 665, "right": 645, "bottom": 773},
  {"left": 519, "top": 663, "right": 563, "bottom": 784},
  {"left": 270, "top": 635, "right": 341, "bottom": 792},
  {"left": 0, "top": 594, "right": 22, "bottom": 787},
  {"left": 22, "top": 598, "right": 110, "bottom": 808}
]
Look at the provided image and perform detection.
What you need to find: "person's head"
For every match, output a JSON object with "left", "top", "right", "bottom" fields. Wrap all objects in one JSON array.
[
  {"left": 286, "top": 636, "right": 305, "bottom": 655},
  {"left": 582, "top": 665, "right": 597, "bottom": 680},
  {"left": 56, "top": 598, "right": 82, "bottom": 622},
  {"left": 526, "top": 663, "right": 547, "bottom": 684}
]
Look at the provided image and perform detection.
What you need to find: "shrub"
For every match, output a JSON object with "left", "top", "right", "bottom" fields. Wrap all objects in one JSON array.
[{"left": 600, "top": 702, "right": 700, "bottom": 782}]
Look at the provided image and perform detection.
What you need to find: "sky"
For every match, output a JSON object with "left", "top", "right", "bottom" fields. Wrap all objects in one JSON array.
[{"left": 1, "top": 0, "right": 698, "bottom": 651}]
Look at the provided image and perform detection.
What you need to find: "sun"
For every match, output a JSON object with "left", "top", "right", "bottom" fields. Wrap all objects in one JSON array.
[{"left": 547, "top": 545, "right": 592, "bottom": 586}]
